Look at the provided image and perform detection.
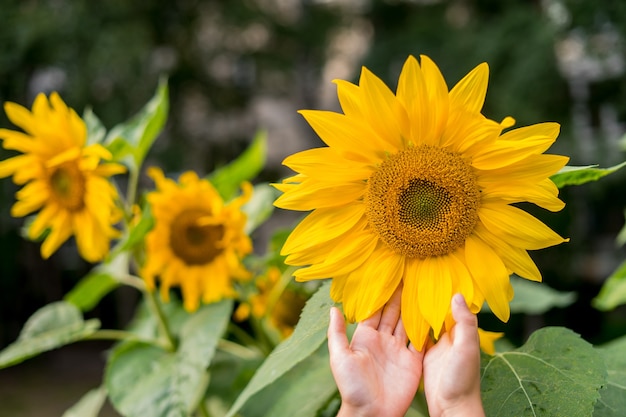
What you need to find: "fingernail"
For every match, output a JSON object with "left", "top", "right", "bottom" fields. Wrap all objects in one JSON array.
[{"left": 453, "top": 293, "right": 465, "bottom": 306}]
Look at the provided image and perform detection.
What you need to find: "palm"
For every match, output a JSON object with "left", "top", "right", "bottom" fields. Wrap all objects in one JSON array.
[{"left": 328, "top": 287, "right": 424, "bottom": 417}]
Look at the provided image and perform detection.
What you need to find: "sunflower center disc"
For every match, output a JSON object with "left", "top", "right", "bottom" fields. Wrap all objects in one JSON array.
[
  {"left": 366, "top": 145, "right": 480, "bottom": 258},
  {"left": 170, "top": 209, "right": 225, "bottom": 265},
  {"left": 50, "top": 162, "right": 86, "bottom": 211}
]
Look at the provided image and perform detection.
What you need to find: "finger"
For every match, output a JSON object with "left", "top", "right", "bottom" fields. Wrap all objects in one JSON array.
[
  {"left": 450, "top": 293, "right": 479, "bottom": 347},
  {"left": 378, "top": 284, "right": 403, "bottom": 333},
  {"left": 392, "top": 316, "right": 409, "bottom": 345},
  {"left": 327, "top": 307, "right": 350, "bottom": 358},
  {"left": 360, "top": 306, "right": 383, "bottom": 329}
]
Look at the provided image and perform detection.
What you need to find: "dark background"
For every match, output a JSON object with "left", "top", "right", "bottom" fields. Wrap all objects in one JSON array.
[{"left": 0, "top": 0, "right": 625, "bottom": 414}]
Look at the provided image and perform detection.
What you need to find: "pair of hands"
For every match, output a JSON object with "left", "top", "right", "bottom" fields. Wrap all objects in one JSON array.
[{"left": 327, "top": 287, "right": 485, "bottom": 417}]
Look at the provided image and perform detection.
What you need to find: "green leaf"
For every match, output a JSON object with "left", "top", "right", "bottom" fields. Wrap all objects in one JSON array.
[
  {"left": 481, "top": 327, "right": 607, "bottom": 417},
  {"left": 551, "top": 162, "right": 626, "bottom": 188},
  {"left": 83, "top": 108, "right": 106, "bottom": 146},
  {"left": 104, "top": 77, "right": 169, "bottom": 171},
  {"left": 62, "top": 386, "right": 107, "bottom": 417},
  {"left": 593, "top": 260, "right": 626, "bottom": 311},
  {"left": 208, "top": 130, "right": 267, "bottom": 201},
  {"left": 226, "top": 281, "right": 333, "bottom": 417},
  {"left": 0, "top": 302, "right": 100, "bottom": 369},
  {"left": 238, "top": 343, "right": 337, "bottom": 417},
  {"left": 116, "top": 201, "right": 155, "bottom": 253},
  {"left": 105, "top": 299, "right": 233, "bottom": 417},
  {"left": 243, "top": 182, "right": 279, "bottom": 234},
  {"left": 64, "top": 251, "right": 131, "bottom": 312},
  {"left": 593, "top": 335, "right": 626, "bottom": 417},
  {"left": 509, "top": 276, "right": 576, "bottom": 314},
  {"left": 616, "top": 210, "right": 626, "bottom": 247}
]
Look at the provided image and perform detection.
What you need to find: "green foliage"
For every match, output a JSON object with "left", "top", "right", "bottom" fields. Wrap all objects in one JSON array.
[
  {"left": 105, "top": 299, "right": 233, "bottom": 417},
  {"left": 64, "top": 252, "right": 130, "bottom": 312},
  {"left": 593, "top": 335, "right": 626, "bottom": 417},
  {"left": 0, "top": 302, "right": 100, "bottom": 369},
  {"left": 208, "top": 130, "right": 267, "bottom": 201},
  {"left": 104, "top": 77, "right": 169, "bottom": 172},
  {"left": 482, "top": 276, "right": 576, "bottom": 315},
  {"left": 551, "top": 163, "right": 626, "bottom": 188},
  {"left": 593, "top": 260, "right": 626, "bottom": 311},
  {"left": 226, "top": 281, "right": 333, "bottom": 417},
  {"left": 62, "top": 386, "right": 107, "bottom": 417},
  {"left": 239, "top": 344, "right": 336, "bottom": 417},
  {"left": 481, "top": 327, "right": 607, "bottom": 417},
  {"left": 243, "top": 182, "right": 280, "bottom": 234}
]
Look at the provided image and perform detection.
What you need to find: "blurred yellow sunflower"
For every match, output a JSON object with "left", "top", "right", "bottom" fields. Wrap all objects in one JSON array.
[
  {"left": 142, "top": 167, "right": 253, "bottom": 312},
  {"left": 274, "top": 55, "right": 568, "bottom": 348},
  {"left": 234, "top": 266, "right": 307, "bottom": 339},
  {"left": 0, "top": 93, "right": 125, "bottom": 262}
]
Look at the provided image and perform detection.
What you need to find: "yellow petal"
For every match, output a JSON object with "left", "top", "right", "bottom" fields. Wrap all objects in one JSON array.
[
  {"left": 480, "top": 179, "right": 565, "bottom": 212},
  {"left": 40, "top": 211, "right": 73, "bottom": 259},
  {"left": 478, "top": 154, "right": 569, "bottom": 183},
  {"left": 294, "top": 229, "right": 377, "bottom": 281},
  {"left": 420, "top": 55, "right": 450, "bottom": 142},
  {"left": 449, "top": 62, "right": 489, "bottom": 113},
  {"left": 478, "top": 202, "right": 568, "bottom": 250},
  {"left": 471, "top": 123, "right": 560, "bottom": 170},
  {"left": 342, "top": 247, "right": 404, "bottom": 322},
  {"left": 298, "top": 110, "right": 384, "bottom": 162},
  {"left": 359, "top": 66, "right": 407, "bottom": 150},
  {"left": 282, "top": 147, "right": 373, "bottom": 182},
  {"left": 397, "top": 55, "right": 432, "bottom": 145},
  {"left": 465, "top": 235, "right": 511, "bottom": 322},
  {"left": 281, "top": 204, "right": 365, "bottom": 254},
  {"left": 477, "top": 328, "right": 504, "bottom": 355},
  {"left": 474, "top": 223, "right": 542, "bottom": 282},
  {"left": 415, "top": 256, "right": 452, "bottom": 337},
  {"left": 273, "top": 178, "right": 365, "bottom": 211},
  {"left": 402, "top": 259, "right": 432, "bottom": 350}
]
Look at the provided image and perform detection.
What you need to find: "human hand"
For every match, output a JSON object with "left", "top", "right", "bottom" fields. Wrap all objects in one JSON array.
[
  {"left": 422, "top": 294, "right": 485, "bottom": 417},
  {"left": 327, "top": 286, "right": 424, "bottom": 417}
]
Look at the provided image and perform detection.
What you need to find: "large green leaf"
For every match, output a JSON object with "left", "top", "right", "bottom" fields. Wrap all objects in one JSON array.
[
  {"left": 551, "top": 162, "right": 626, "bottom": 188},
  {"left": 481, "top": 327, "right": 606, "bottom": 417},
  {"left": 226, "top": 281, "right": 333, "bottom": 417},
  {"left": 105, "top": 299, "right": 233, "bottom": 417},
  {"left": 593, "top": 335, "right": 626, "bottom": 417},
  {"left": 62, "top": 386, "right": 107, "bottom": 417},
  {"left": 208, "top": 130, "right": 267, "bottom": 201},
  {"left": 238, "top": 343, "right": 337, "bottom": 417},
  {"left": 64, "top": 252, "right": 130, "bottom": 312},
  {"left": 593, "top": 260, "right": 626, "bottom": 311},
  {"left": 104, "top": 78, "right": 169, "bottom": 171},
  {"left": 0, "top": 302, "right": 100, "bottom": 369}
]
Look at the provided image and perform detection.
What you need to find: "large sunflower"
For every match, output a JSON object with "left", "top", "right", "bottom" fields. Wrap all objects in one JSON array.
[
  {"left": 142, "top": 167, "right": 253, "bottom": 312},
  {"left": 274, "top": 55, "right": 568, "bottom": 348},
  {"left": 0, "top": 93, "right": 125, "bottom": 262}
]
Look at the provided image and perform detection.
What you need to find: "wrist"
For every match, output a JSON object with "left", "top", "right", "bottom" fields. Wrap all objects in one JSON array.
[
  {"left": 437, "top": 397, "right": 485, "bottom": 417},
  {"left": 336, "top": 403, "right": 406, "bottom": 417}
]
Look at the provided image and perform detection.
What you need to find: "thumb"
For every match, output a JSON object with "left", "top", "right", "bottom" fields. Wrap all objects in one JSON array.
[
  {"left": 327, "top": 307, "right": 350, "bottom": 358},
  {"left": 450, "top": 294, "right": 479, "bottom": 348}
]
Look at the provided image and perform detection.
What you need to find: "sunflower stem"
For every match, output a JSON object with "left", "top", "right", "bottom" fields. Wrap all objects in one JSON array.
[
  {"left": 145, "top": 289, "right": 176, "bottom": 351},
  {"left": 118, "top": 273, "right": 146, "bottom": 291},
  {"left": 126, "top": 166, "right": 139, "bottom": 213},
  {"left": 227, "top": 322, "right": 270, "bottom": 355}
]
